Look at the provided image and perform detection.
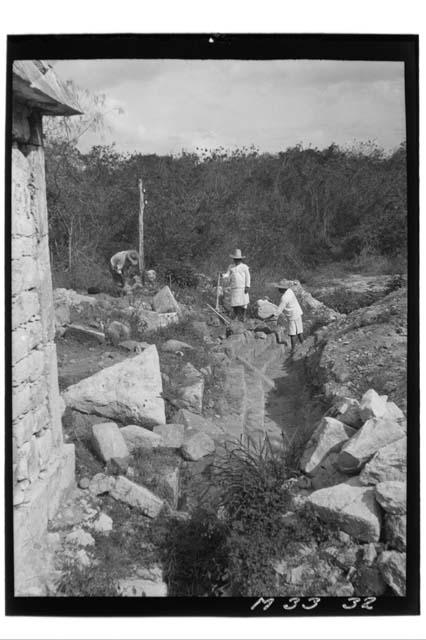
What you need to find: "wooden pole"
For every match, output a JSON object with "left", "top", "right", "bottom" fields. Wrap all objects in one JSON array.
[{"left": 138, "top": 178, "right": 145, "bottom": 275}]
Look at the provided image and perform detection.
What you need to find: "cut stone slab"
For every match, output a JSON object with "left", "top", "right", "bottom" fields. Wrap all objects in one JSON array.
[
  {"left": 310, "top": 453, "right": 349, "bottom": 491},
  {"left": 91, "top": 423, "right": 129, "bottom": 463},
  {"left": 63, "top": 345, "right": 165, "bottom": 427},
  {"left": 300, "top": 417, "right": 356, "bottom": 476},
  {"left": 375, "top": 481, "right": 406, "bottom": 514},
  {"left": 359, "top": 437, "right": 406, "bottom": 485},
  {"left": 338, "top": 418, "right": 405, "bottom": 473},
  {"left": 384, "top": 514, "right": 406, "bottom": 551},
  {"left": 181, "top": 431, "right": 215, "bottom": 461},
  {"left": 305, "top": 477, "right": 382, "bottom": 542},
  {"left": 359, "top": 389, "right": 388, "bottom": 422},
  {"left": 174, "top": 409, "right": 222, "bottom": 438},
  {"left": 152, "top": 424, "right": 184, "bottom": 448},
  {"left": 152, "top": 286, "right": 180, "bottom": 314},
  {"left": 110, "top": 476, "right": 163, "bottom": 517},
  {"left": 378, "top": 550, "right": 406, "bottom": 595},
  {"left": 161, "top": 339, "right": 194, "bottom": 353},
  {"left": 120, "top": 425, "right": 162, "bottom": 452}
]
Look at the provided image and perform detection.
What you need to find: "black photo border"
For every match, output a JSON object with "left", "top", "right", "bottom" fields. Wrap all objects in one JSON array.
[{"left": 4, "top": 33, "right": 419, "bottom": 617}]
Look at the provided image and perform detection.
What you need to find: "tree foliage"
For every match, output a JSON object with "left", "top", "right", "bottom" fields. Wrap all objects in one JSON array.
[{"left": 45, "top": 133, "right": 407, "bottom": 287}]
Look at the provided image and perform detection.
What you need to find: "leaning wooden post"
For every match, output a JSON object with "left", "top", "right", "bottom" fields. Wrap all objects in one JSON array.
[{"left": 138, "top": 177, "right": 145, "bottom": 276}]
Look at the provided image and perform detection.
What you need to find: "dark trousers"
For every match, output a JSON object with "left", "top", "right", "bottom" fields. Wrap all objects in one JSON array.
[{"left": 232, "top": 306, "right": 246, "bottom": 321}]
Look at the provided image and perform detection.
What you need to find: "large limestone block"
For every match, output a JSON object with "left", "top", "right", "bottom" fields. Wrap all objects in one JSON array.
[
  {"left": 63, "top": 345, "right": 165, "bottom": 427},
  {"left": 91, "top": 423, "right": 129, "bottom": 462},
  {"left": 338, "top": 418, "right": 405, "bottom": 473},
  {"left": 375, "top": 481, "right": 406, "bottom": 514},
  {"left": 12, "top": 320, "right": 42, "bottom": 365},
  {"left": 359, "top": 389, "right": 387, "bottom": 421},
  {"left": 300, "top": 417, "right": 356, "bottom": 476},
  {"left": 310, "top": 453, "right": 349, "bottom": 490},
  {"left": 152, "top": 286, "right": 180, "bottom": 313},
  {"left": 110, "top": 476, "right": 163, "bottom": 517},
  {"left": 383, "top": 401, "right": 406, "bottom": 425},
  {"left": 120, "top": 425, "right": 162, "bottom": 452},
  {"left": 305, "top": 478, "right": 382, "bottom": 542},
  {"left": 329, "top": 397, "right": 363, "bottom": 429},
  {"left": 161, "top": 339, "right": 194, "bottom": 353},
  {"left": 12, "top": 256, "right": 39, "bottom": 295},
  {"left": 378, "top": 551, "right": 406, "bottom": 596},
  {"left": 256, "top": 299, "right": 278, "bottom": 320},
  {"left": 12, "top": 378, "right": 46, "bottom": 421},
  {"left": 176, "top": 363, "right": 204, "bottom": 414},
  {"left": 118, "top": 577, "right": 167, "bottom": 597},
  {"left": 359, "top": 437, "right": 406, "bottom": 485},
  {"left": 12, "top": 290, "right": 40, "bottom": 331},
  {"left": 136, "top": 310, "right": 179, "bottom": 334},
  {"left": 152, "top": 424, "right": 184, "bottom": 448},
  {"left": 12, "top": 349, "right": 44, "bottom": 387},
  {"left": 174, "top": 408, "right": 222, "bottom": 438},
  {"left": 385, "top": 514, "right": 406, "bottom": 551},
  {"left": 181, "top": 431, "right": 215, "bottom": 461}
]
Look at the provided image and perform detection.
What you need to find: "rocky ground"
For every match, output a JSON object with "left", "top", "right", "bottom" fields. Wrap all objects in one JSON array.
[{"left": 45, "top": 273, "right": 407, "bottom": 598}]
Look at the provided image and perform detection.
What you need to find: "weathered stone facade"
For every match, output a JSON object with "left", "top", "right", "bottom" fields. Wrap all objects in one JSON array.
[{"left": 12, "top": 61, "right": 80, "bottom": 595}]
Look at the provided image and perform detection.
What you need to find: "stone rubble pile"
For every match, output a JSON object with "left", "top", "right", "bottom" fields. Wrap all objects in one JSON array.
[{"left": 294, "top": 387, "right": 407, "bottom": 595}]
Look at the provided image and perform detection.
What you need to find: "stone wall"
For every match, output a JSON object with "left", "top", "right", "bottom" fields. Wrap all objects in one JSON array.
[{"left": 12, "top": 101, "right": 75, "bottom": 595}]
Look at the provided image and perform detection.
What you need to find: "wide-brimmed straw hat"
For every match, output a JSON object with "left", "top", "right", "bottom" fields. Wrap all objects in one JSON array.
[
  {"left": 127, "top": 250, "right": 139, "bottom": 265},
  {"left": 272, "top": 278, "right": 293, "bottom": 289},
  {"left": 230, "top": 248, "right": 245, "bottom": 259}
]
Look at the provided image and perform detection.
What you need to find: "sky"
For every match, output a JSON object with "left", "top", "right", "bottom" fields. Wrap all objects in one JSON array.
[{"left": 52, "top": 59, "right": 406, "bottom": 155}]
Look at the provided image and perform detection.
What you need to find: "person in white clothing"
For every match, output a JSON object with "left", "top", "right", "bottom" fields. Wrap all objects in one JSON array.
[
  {"left": 109, "top": 250, "right": 139, "bottom": 293},
  {"left": 272, "top": 278, "right": 304, "bottom": 351},
  {"left": 221, "top": 249, "right": 250, "bottom": 321}
]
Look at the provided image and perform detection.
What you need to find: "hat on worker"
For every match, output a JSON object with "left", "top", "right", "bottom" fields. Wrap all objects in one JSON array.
[
  {"left": 127, "top": 250, "right": 139, "bottom": 265},
  {"left": 273, "top": 278, "right": 293, "bottom": 289},
  {"left": 230, "top": 248, "right": 245, "bottom": 259}
]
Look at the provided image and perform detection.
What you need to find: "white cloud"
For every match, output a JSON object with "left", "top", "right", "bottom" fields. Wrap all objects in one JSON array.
[{"left": 54, "top": 59, "right": 406, "bottom": 155}]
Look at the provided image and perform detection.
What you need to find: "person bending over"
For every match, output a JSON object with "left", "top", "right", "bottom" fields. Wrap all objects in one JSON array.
[{"left": 273, "top": 278, "right": 304, "bottom": 351}]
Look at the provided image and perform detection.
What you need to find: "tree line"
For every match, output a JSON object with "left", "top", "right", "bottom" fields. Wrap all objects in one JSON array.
[{"left": 45, "top": 114, "right": 407, "bottom": 289}]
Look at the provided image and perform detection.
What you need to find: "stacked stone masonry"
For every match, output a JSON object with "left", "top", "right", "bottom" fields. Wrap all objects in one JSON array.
[{"left": 12, "top": 67, "right": 79, "bottom": 595}]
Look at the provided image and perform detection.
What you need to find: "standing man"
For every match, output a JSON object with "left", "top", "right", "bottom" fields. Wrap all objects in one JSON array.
[
  {"left": 109, "top": 249, "right": 139, "bottom": 293},
  {"left": 272, "top": 279, "right": 304, "bottom": 351},
  {"left": 222, "top": 249, "right": 251, "bottom": 321}
]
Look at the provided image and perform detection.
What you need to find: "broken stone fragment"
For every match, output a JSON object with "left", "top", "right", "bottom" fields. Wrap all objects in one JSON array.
[
  {"left": 359, "top": 388, "right": 388, "bottom": 422},
  {"left": 378, "top": 550, "right": 406, "bottom": 595},
  {"left": 174, "top": 408, "right": 222, "bottom": 438},
  {"left": 181, "top": 430, "right": 216, "bottom": 461},
  {"left": 358, "top": 436, "right": 406, "bottom": 485},
  {"left": 63, "top": 345, "right": 165, "bottom": 427},
  {"left": 329, "top": 396, "right": 363, "bottom": 429},
  {"left": 300, "top": 416, "right": 356, "bottom": 476},
  {"left": 88, "top": 473, "right": 116, "bottom": 496},
  {"left": 120, "top": 425, "right": 163, "bottom": 452},
  {"left": 92, "top": 512, "right": 113, "bottom": 533},
  {"left": 305, "top": 477, "right": 382, "bottom": 542},
  {"left": 110, "top": 476, "right": 164, "bottom": 517},
  {"left": 338, "top": 418, "right": 405, "bottom": 473},
  {"left": 161, "top": 339, "right": 194, "bottom": 353},
  {"left": 91, "top": 422, "right": 129, "bottom": 463},
  {"left": 384, "top": 514, "right": 406, "bottom": 551},
  {"left": 152, "top": 286, "right": 180, "bottom": 314},
  {"left": 65, "top": 528, "right": 95, "bottom": 547},
  {"left": 383, "top": 401, "right": 405, "bottom": 424},
  {"left": 152, "top": 423, "right": 185, "bottom": 448},
  {"left": 105, "top": 320, "right": 131, "bottom": 346},
  {"left": 310, "top": 452, "right": 349, "bottom": 490},
  {"left": 375, "top": 481, "right": 406, "bottom": 514}
]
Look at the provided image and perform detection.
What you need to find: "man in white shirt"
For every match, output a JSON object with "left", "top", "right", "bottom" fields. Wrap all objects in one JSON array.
[
  {"left": 221, "top": 249, "right": 251, "bottom": 321},
  {"left": 109, "top": 250, "right": 139, "bottom": 293},
  {"left": 272, "top": 279, "right": 304, "bottom": 351}
]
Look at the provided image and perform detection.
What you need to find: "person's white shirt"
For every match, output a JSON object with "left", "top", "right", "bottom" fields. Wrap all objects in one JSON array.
[
  {"left": 110, "top": 250, "right": 128, "bottom": 274},
  {"left": 222, "top": 262, "right": 250, "bottom": 307},
  {"left": 275, "top": 288, "right": 303, "bottom": 320}
]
